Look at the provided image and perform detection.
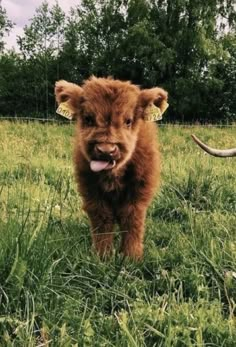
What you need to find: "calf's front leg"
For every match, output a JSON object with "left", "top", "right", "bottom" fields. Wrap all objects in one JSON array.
[
  {"left": 85, "top": 203, "right": 115, "bottom": 257},
  {"left": 118, "top": 204, "right": 147, "bottom": 260}
]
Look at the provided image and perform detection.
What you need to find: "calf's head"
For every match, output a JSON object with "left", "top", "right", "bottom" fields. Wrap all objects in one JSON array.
[{"left": 55, "top": 77, "right": 167, "bottom": 172}]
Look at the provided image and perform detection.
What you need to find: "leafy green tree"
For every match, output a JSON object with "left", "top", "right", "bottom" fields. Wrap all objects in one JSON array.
[
  {"left": 17, "top": 0, "right": 66, "bottom": 117},
  {"left": 0, "top": 0, "right": 13, "bottom": 52},
  {"left": 0, "top": 0, "right": 235, "bottom": 122},
  {"left": 149, "top": 0, "right": 236, "bottom": 121},
  {"left": 59, "top": 0, "right": 127, "bottom": 82},
  {"left": 0, "top": 52, "right": 29, "bottom": 116},
  {"left": 209, "top": 34, "right": 236, "bottom": 122}
]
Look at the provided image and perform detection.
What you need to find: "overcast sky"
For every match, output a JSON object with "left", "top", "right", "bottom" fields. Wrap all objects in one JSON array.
[{"left": 3, "top": 0, "right": 80, "bottom": 49}]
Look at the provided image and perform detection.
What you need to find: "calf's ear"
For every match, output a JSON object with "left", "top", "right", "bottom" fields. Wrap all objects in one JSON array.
[
  {"left": 137, "top": 87, "right": 168, "bottom": 118},
  {"left": 55, "top": 80, "right": 83, "bottom": 116}
]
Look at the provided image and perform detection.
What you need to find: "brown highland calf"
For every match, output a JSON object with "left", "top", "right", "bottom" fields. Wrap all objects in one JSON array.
[{"left": 55, "top": 77, "right": 168, "bottom": 260}]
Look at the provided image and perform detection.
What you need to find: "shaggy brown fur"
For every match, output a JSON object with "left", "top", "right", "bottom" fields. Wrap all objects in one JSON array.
[{"left": 55, "top": 77, "right": 168, "bottom": 260}]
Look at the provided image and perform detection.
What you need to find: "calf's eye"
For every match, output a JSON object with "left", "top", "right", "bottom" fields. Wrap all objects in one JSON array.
[
  {"left": 84, "top": 115, "right": 95, "bottom": 127},
  {"left": 125, "top": 118, "right": 133, "bottom": 127}
]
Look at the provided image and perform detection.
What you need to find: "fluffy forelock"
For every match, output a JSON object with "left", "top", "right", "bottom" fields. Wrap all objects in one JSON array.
[{"left": 81, "top": 77, "right": 140, "bottom": 105}]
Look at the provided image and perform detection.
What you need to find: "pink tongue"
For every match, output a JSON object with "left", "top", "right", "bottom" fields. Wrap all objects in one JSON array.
[{"left": 90, "top": 160, "right": 110, "bottom": 172}]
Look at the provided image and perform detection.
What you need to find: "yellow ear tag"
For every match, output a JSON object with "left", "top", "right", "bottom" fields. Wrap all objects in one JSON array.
[
  {"left": 56, "top": 101, "right": 74, "bottom": 120},
  {"left": 159, "top": 100, "right": 169, "bottom": 115},
  {"left": 144, "top": 100, "right": 169, "bottom": 122}
]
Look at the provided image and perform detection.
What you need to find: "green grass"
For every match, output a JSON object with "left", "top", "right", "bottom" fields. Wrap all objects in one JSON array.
[{"left": 0, "top": 121, "right": 236, "bottom": 346}]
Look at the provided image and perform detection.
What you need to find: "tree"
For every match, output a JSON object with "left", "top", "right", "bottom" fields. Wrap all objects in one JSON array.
[
  {"left": 17, "top": 1, "right": 66, "bottom": 117},
  {"left": 148, "top": 0, "right": 236, "bottom": 122},
  {"left": 0, "top": 0, "right": 235, "bottom": 122},
  {"left": 0, "top": 0, "right": 13, "bottom": 52}
]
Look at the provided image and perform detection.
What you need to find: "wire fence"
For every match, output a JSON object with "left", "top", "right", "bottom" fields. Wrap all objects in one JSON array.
[{"left": 0, "top": 116, "right": 236, "bottom": 128}]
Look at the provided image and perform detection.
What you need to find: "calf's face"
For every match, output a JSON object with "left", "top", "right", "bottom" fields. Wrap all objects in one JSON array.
[{"left": 55, "top": 77, "right": 167, "bottom": 172}]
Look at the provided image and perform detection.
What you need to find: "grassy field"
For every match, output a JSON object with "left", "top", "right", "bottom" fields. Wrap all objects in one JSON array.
[{"left": 0, "top": 121, "right": 235, "bottom": 346}]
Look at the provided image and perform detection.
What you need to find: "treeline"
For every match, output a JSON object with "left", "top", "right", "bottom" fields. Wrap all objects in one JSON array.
[{"left": 0, "top": 0, "right": 236, "bottom": 122}]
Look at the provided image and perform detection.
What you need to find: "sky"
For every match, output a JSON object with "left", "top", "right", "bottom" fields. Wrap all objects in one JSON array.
[{"left": 3, "top": 0, "right": 80, "bottom": 50}]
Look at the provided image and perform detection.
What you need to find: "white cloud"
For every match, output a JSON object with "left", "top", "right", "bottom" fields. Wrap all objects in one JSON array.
[{"left": 3, "top": 0, "right": 80, "bottom": 50}]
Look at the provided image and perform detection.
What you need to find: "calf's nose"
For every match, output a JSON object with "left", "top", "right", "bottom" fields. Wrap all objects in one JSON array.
[{"left": 95, "top": 143, "right": 118, "bottom": 156}]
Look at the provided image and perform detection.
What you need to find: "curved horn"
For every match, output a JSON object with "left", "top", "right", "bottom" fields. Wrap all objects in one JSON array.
[{"left": 191, "top": 134, "right": 236, "bottom": 157}]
